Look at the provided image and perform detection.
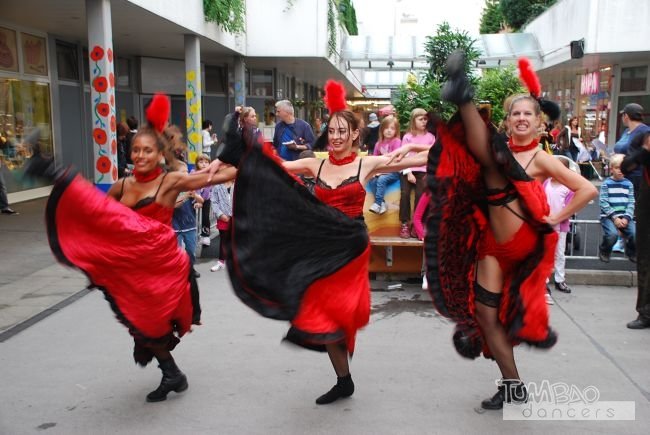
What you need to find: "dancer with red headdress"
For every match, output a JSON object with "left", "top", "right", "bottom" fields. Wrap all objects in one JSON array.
[
  {"left": 26, "top": 94, "right": 235, "bottom": 402},
  {"left": 215, "top": 81, "right": 428, "bottom": 404},
  {"left": 393, "top": 53, "right": 597, "bottom": 409}
]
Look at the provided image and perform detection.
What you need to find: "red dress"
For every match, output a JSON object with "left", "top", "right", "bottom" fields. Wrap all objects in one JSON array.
[
  {"left": 46, "top": 170, "right": 197, "bottom": 365},
  {"left": 222, "top": 141, "right": 370, "bottom": 355}
]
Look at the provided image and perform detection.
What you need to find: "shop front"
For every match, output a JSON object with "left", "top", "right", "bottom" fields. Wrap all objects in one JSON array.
[
  {"left": 0, "top": 25, "right": 53, "bottom": 200},
  {"left": 575, "top": 67, "right": 612, "bottom": 143}
]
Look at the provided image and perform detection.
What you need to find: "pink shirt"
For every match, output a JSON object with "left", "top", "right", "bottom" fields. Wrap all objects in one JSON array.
[
  {"left": 544, "top": 179, "right": 574, "bottom": 233},
  {"left": 402, "top": 132, "right": 435, "bottom": 173},
  {"left": 373, "top": 137, "right": 402, "bottom": 156}
]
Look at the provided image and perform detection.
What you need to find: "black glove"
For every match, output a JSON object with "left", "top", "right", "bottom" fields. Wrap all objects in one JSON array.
[{"left": 441, "top": 50, "right": 475, "bottom": 106}]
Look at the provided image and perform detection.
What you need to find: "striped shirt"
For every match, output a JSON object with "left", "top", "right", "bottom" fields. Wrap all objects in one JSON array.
[{"left": 599, "top": 177, "right": 635, "bottom": 220}]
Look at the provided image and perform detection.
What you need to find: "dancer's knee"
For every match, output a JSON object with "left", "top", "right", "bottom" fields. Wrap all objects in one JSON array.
[{"left": 474, "top": 281, "right": 502, "bottom": 328}]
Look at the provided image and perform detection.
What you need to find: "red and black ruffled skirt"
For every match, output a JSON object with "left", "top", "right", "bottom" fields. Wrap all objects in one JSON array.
[
  {"left": 45, "top": 170, "right": 199, "bottom": 365},
  {"left": 425, "top": 117, "right": 558, "bottom": 359},
  {"left": 223, "top": 143, "right": 370, "bottom": 355}
]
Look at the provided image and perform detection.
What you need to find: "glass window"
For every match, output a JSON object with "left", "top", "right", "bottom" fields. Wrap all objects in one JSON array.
[
  {"left": 116, "top": 57, "right": 130, "bottom": 88},
  {"left": 56, "top": 41, "right": 79, "bottom": 81},
  {"left": 250, "top": 69, "right": 272, "bottom": 97},
  {"left": 620, "top": 66, "right": 647, "bottom": 92},
  {"left": 0, "top": 78, "right": 53, "bottom": 193},
  {"left": 204, "top": 65, "right": 225, "bottom": 94}
]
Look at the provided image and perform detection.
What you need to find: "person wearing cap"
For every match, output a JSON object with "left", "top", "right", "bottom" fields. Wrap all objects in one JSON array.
[
  {"left": 363, "top": 113, "right": 380, "bottom": 153},
  {"left": 615, "top": 103, "right": 650, "bottom": 199}
]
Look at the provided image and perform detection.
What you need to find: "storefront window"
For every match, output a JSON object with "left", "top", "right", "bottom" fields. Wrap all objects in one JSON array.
[
  {"left": 576, "top": 68, "right": 612, "bottom": 142},
  {"left": 250, "top": 69, "right": 273, "bottom": 97},
  {"left": 0, "top": 78, "right": 53, "bottom": 193},
  {"left": 620, "top": 66, "right": 647, "bottom": 93}
]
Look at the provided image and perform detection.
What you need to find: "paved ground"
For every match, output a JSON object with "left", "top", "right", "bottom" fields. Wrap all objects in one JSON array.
[{"left": 1, "top": 195, "right": 648, "bottom": 434}]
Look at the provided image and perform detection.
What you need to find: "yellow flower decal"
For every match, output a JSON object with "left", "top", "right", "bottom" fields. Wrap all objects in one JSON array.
[
  {"left": 189, "top": 132, "right": 201, "bottom": 145},
  {"left": 186, "top": 118, "right": 192, "bottom": 130},
  {"left": 186, "top": 71, "right": 196, "bottom": 82},
  {"left": 190, "top": 104, "right": 199, "bottom": 114},
  {"left": 188, "top": 151, "right": 198, "bottom": 164},
  {"left": 186, "top": 90, "right": 193, "bottom": 100}
]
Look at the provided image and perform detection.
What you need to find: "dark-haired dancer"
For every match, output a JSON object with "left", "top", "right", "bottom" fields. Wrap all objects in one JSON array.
[
  {"left": 394, "top": 54, "right": 596, "bottom": 409},
  {"left": 215, "top": 83, "right": 428, "bottom": 405},
  {"left": 28, "top": 94, "right": 235, "bottom": 402}
]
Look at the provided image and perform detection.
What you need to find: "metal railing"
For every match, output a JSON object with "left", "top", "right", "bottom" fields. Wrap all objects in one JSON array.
[{"left": 565, "top": 218, "right": 629, "bottom": 260}]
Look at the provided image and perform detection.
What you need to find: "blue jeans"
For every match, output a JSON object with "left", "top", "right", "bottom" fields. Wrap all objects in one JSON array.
[
  {"left": 368, "top": 172, "right": 399, "bottom": 205},
  {"left": 177, "top": 229, "right": 197, "bottom": 265},
  {"left": 600, "top": 217, "right": 636, "bottom": 257}
]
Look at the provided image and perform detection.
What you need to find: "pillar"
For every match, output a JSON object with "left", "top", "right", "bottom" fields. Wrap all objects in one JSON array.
[
  {"left": 185, "top": 34, "right": 202, "bottom": 166},
  {"left": 233, "top": 56, "right": 246, "bottom": 107}
]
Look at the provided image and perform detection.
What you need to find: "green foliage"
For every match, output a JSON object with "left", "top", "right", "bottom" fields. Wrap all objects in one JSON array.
[
  {"left": 203, "top": 0, "right": 246, "bottom": 34},
  {"left": 479, "top": 0, "right": 504, "bottom": 34},
  {"left": 475, "top": 66, "right": 526, "bottom": 124},
  {"left": 499, "top": 0, "right": 556, "bottom": 31},
  {"left": 424, "top": 22, "right": 480, "bottom": 83},
  {"left": 393, "top": 79, "right": 456, "bottom": 129},
  {"left": 337, "top": 0, "right": 359, "bottom": 35}
]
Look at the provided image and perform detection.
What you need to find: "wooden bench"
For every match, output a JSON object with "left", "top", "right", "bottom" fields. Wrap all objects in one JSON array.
[{"left": 369, "top": 236, "right": 423, "bottom": 272}]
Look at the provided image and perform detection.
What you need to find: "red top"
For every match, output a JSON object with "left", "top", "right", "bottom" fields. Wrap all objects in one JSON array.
[{"left": 314, "top": 159, "right": 366, "bottom": 219}]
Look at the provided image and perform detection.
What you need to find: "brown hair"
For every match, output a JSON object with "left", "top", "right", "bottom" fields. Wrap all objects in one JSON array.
[
  {"left": 328, "top": 110, "right": 361, "bottom": 148},
  {"left": 195, "top": 153, "right": 210, "bottom": 166},
  {"left": 117, "top": 122, "right": 129, "bottom": 139},
  {"left": 407, "top": 108, "right": 427, "bottom": 135},
  {"left": 378, "top": 116, "right": 400, "bottom": 143}
]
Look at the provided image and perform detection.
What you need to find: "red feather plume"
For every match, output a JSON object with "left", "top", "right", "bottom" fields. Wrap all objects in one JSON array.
[
  {"left": 323, "top": 80, "right": 347, "bottom": 113},
  {"left": 517, "top": 57, "right": 541, "bottom": 98},
  {"left": 146, "top": 93, "right": 170, "bottom": 133}
]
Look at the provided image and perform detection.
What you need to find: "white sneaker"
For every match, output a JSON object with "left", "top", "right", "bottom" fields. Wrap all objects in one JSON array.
[
  {"left": 545, "top": 293, "right": 554, "bottom": 305},
  {"left": 201, "top": 237, "right": 211, "bottom": 246},
  {"left": 379, "top": 202, "right": 387, "bottom": 214},
  {"left": 422, "top": 275, "right": 428, "bottom": 290},
  {"left": 210, "top": 261, "right": 225, "bottom": 272},
  {"left": 369, "top": 203, "right": 381, "bottom": 214}
]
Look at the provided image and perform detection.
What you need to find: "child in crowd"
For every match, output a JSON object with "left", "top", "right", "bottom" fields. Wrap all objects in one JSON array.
[
  {"left": 544, "top": 157, "right": 576, "bottom": 302},
  {"left": 399, "top": 108, "right": 435, "bottom": 238},
  {"left": 599, "top": 154, "right": 636, "bottom": 263},
  {"left": 210, "top": 179, "right": 234, "bottom": 272},
  {"left": 412, "top": 187, "right": 431, "bottom": 290},
  {"left": 194, "top": 154, "right": 213, "bottom": 246},
  {"left": 368, "top": 116, "right": 402, "bottom": 214}
]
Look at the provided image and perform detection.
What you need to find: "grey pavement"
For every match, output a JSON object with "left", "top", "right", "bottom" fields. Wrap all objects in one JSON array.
[{"left": 1, "top": 196, "right": 649, "bottom": 434}]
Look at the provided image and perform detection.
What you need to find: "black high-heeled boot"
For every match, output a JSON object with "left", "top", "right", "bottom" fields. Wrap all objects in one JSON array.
[
  {"left": 481, "top": 380, "right": 527, "bottom": 410},
  {"left": 441, "top": 50, "right": 475, "bottom": 106},
  {"left": 146, "top": 358, "right": 189, "bottom": 403},
  {"left": 315, "top": 374, "right": 355, "bottom": 405}
]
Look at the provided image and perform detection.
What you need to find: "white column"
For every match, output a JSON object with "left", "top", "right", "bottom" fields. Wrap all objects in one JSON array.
[
  {"left": 86, "top": 0, "right": 116, "bottom": 190},
  {"left": 185, "top": 34, "right": 202, "bottom": 166}
]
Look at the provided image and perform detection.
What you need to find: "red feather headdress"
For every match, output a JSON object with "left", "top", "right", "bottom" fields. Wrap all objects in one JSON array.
[
  {"left": 146, "top": 93, "right": 170, "bottom": 133},
  {"left": 517, "top": 57, "right": 541, "bottom": 98},
  {"left": 323, "top": 80, "right": 347, "bottom": 113}
]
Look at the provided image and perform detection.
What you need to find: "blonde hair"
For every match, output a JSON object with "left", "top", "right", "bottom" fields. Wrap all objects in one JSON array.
[
  {"left": 378, "top": 116, "right": 400, "bottom": 143},
  {"left": 195, "top": 153, "right": 210, "bottom": 166},
  {"left": 609, "top": 154, "right": 625, "bottom": 168},
  {"left": 407, "top": 108, "right": 428, "bottom": 135},
  {"left": 241, "top": 106, "right": 256, "bottom": 125}
]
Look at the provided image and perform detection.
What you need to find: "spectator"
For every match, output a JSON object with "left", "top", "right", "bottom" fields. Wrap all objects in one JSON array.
[
  {"left": 412, "top": 188, "right": 431, "bottom": 290},
  {"left": 125, "top": 115, "right": 138, "bottom": 166},
  {"left": 544, "top": 157, "right": 576, "bottom": 297},
  {"left": 398, "top": 108, "right": 435, "bottom": 238},
  {"left": 209, "top": 179, "right": 233, "bottom": 272},
  {"left": 621, "top": 132, "right": 650, "bottom": 329},
  {"left": 368, "top": 116, "right": 401, "bottom": 214},
  {"left": 565, "top": 116, "right": 582, "bottom": 161},
  {"left": 116, "top": 122, "right": 130, "bottom": 178},
  {"left": 193, "top": 154, "right": 213, "bottom": 247},
  {"left": 273, "top": 100, "right": 315, "bottom": 161},
  {"left": 615, "top": 103, "right": 650, "bottom": 199},
  {"left": 598, "top": 153, "right": 636, "bottom": 263},
  {"left": 364, "top": 113, "right": 380, "bottom": 154},
  {"left": 202, "top": 120, "right": 217, "bottom": 160},
  {"left": 0, "top": 159, "right": 18, "bottom": 215}
]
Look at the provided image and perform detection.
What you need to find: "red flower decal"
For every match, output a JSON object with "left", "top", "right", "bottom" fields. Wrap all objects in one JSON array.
[
  {"left": 111, "top": 139, "right": 117, "bottom": 154},
  {"left": 109, "top": 73, "right": 115, "bottom": 88},
  {"left": 110, "top": 116, "right": 116, "bottom": 132},
  {"left": 90, "top": 46, "right": 104, "bottom": 61},
  {"left": 109, "top": 94, "right": 115, "bottom": 107},
  {"left": 96, "top": 156, "right": 111, "bottom": 174},
  {"left": 93, "top": 76, "right": 108, "bottom": 92},
  {"left": 112, "top": 165, "right": 118, "bottom": 181},
  {"left": 107, "top": 48, "right": 113, "bottom": 62},
  {"left": 97, "top": 103, "right": 110, "bottom": 117},
  {"left": 93, "top": 128, "right": 107, "bottom": 145}
]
